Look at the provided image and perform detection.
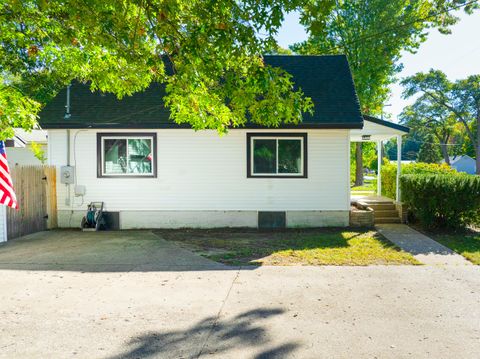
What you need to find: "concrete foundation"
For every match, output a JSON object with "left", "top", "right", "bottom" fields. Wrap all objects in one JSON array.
[
  {"left": 286, "top": 211, "right": 349, "bottom": 227},
  {"left": 57, "top": 210, "right": 350, "bottom": 229}
]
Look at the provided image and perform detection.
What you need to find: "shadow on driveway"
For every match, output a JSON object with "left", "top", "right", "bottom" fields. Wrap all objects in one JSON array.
[
  {"left": 105, "top": 308, "right": 299, "bottom": 359},
  {"left": 0, "top": 230, "right": 242, "bottom": 272}
]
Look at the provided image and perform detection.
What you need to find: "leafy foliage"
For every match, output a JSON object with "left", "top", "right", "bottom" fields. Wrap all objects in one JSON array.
[
  {"left": 417, "top": 133, "right": 442, "bottom": 163},
  {"left": 292, "top": 0, "right": 476, "bottom": 114},
  {"left": 401, "top": 173, "right": 480, "bottom": 228},
  {"left": 401, "top": 70, "right": 480, "bottom": 173},
  {"left": 0, "top": 0, "right": 314, "bottom": 139},
  {"left": 400, "top": 94, "right": 458, "bottom": 163},
  {"left": 293, "top": 0, "right": 477, "bottom": 185},
  {"left": 381, "top": 162, "right": 455, "bottom": 199},
  {"left": 30, "top": 142, "right": 47, "bottom": 164}
]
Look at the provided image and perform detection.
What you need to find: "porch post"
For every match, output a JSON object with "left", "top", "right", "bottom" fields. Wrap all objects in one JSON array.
[
  {"left": 396, "top": 135, "right": 402, "bottom": 203},
  {"left": 377, "top": 141, "right": 382, "bottom": 196}
]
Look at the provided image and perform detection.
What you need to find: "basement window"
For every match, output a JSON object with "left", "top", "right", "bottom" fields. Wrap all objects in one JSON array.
[
  {"left": 97, "top": 133, "right": 157, "bottom": 178},
  {"left": 247, "top": 133, "right": 307, "bottom": 178}
]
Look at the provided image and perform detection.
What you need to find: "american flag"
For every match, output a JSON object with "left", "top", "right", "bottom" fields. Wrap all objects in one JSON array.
[{"left": 0, "top": 141, "right": 18, "bottom": 209}]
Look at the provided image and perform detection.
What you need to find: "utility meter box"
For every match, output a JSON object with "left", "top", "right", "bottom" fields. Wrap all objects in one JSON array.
[
  {"left": 60, "top": 166, "right": 75, "bottom": 184},
  {"left": 74, "top": 185, "right": 86, "bottom": 197}
]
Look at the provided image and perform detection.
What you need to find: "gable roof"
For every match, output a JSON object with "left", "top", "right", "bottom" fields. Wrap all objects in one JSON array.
[
  {"left": 38, "top": 55, "right": 363, "bottom": 129},
  {"left": 447, "top": 155, "right": 475, "bottom": 165}
]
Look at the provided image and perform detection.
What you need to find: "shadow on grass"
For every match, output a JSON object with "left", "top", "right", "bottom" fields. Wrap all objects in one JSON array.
[
  {"left": 0, "top": 227, "right": 414, "bottom": 271},
  {"left": 156, "top": 228, "right": 413, "bottom": 266},
  {"left": 105, "top": 308, "right": 299, "bottom": 359}
]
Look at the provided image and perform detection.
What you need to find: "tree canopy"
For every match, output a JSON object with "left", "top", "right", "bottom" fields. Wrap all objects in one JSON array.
[
  {"left": 292, "top": 0, "right": 477, "bottom": 183},
  {"left": 0, "top": 0, "right": 313, "bottom": 140},
  {"left": 400, "top": 96, "right": 458, "bottom": 163},
  {"left": 401, "top": 70, "right": 480, "bottom": 173},
  {"left": 292, "top": 0, "right": 477, "bottom": 115}
]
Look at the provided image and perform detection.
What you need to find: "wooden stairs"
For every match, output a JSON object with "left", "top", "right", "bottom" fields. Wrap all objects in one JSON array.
[{"left": 357, "top": 197, "right": 401, "bottom": 224}]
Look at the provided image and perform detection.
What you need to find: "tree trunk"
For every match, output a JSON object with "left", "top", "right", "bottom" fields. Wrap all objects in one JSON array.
[
  {"left": 355, "top": 142, "right": 363, "bottom": 186},
  {"left": 440, "top": 144, "right": 450, "bottom": 165}
]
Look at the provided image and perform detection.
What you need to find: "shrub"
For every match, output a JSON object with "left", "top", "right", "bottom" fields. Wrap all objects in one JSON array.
[
  {"left": 401, "top": 174, "right": 480, "bottom": 228},
  {"left": 381, "top": 162, "right": 455, "bottom": 199}
]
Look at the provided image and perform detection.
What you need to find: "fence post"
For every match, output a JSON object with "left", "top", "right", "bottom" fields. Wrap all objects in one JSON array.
[{"left": 45, "top": 166, "right": 58, "bottom": 229}]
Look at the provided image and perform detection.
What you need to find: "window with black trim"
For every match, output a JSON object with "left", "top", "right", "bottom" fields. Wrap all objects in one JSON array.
[
  {"left": 247, "top": 133, "right": 307, "bottom": 178},
  {"left": 97, "top": 133, "right": 157, "bottom": 178}
]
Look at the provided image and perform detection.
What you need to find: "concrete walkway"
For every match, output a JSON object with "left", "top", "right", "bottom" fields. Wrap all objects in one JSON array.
[{"left": 376, "top": 224, "right": 471, "bottom": 266}]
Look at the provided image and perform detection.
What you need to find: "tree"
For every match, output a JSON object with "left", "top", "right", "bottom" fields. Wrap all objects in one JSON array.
[
  {"left": 417, "top": 133, "right": 442, "bottom": 163},
  {"left": 400, "top": 100, "right": 457, "bottom": 164},
  {"left": 0, "top": 0, "right": 313, "bottom": 140},
  {"left": 292, "top": 0, "right": 478, "bottom": 184},
  {"left": 402, "top": 70, "right": 480, "bottom": 174}
]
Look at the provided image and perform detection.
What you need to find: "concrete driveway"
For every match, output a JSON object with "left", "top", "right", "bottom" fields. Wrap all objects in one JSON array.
[{"left": 0, "top": 230, "right": 479, "bottom": 359}]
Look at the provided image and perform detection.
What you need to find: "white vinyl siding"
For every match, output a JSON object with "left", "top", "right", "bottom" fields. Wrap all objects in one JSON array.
[
  {"left": 0, "top": 205, "right": 6, "bottom": 242},
  {"left": 48, "top": 129, "right": 350, "bottom": 212}
]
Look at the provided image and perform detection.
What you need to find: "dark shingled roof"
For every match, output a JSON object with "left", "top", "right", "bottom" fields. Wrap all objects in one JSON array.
[{"left": 38, "top": 55, "right": 363, "bottom": 129}]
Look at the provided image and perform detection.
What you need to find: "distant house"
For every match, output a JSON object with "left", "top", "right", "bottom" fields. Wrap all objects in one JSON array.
[
  {"left": 5, "top": 129, "right": 48, "bottom": 166},
  {"left": 444, "top": 155, "right": 476, "bottom": 174}
]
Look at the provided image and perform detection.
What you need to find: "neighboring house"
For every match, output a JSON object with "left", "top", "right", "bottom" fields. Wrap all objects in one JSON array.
[
  {"left": 38, "top": 55, "right": 408, "bottom": 229},
  {"left": 6, "top": 129, "right": 48, "bottom": 166},
  {"left": 443, "top": 155, "right": 476, "bottom": 174}
]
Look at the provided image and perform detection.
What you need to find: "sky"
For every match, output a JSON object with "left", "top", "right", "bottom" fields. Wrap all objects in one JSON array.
[{"left": 275, "top": 10, "right": 480, "bottom": 121}]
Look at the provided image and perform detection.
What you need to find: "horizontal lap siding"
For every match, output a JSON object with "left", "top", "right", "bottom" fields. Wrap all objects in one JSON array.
[
  {"left": 0, "top": 206, "right": 6, "bottom": 242},
  {"left": 48, "top": 129, "right": 349, "bottom": 212}
]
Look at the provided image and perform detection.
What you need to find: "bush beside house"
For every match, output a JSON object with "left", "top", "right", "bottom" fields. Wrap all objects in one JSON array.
[
  {"left": 401, "top": 174, "right": 480, "bottom": 228},
  {"left": 381, "top": 162, "right": 455, "bottom": 199}
]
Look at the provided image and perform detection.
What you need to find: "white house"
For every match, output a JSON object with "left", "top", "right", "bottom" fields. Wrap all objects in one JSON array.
[
  {"left": 444, "top": 155, "right": 476, "bottom": 175},
  {"left": 6, "top": 129, "right": 48, "bottom": 166},
  {"left": 38, "top": 55, "right": 408, "bottom": 229}
]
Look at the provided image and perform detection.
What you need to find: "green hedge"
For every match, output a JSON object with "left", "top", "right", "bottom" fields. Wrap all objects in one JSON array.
[
  {"left": 401, "top": 174, "right": 480, "bottom": 228},
  {"left": 381, "top": 162, "right": 456, "bottom": 199}
]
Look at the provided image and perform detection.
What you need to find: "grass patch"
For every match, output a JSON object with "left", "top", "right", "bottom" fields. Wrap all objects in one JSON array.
[
  {"left": 351, "top": 185, "right": 375, "bottom": 192},
  {"left": 351, "top": 176, "right": 377, "bottom": 193},
  {"left": 430, "top": 230, "right": 480, "bottom": 265},
  {"left": 157, "top": 228, "right": 419, "bottom": 266}
]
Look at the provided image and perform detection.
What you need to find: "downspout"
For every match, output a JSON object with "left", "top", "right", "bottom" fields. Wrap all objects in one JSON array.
[
  {"left": 65, "top": 84, "right": 71, "bottom": 166},
  {"left": 65, "top": 85, "right": 72, "bottom": 207}
]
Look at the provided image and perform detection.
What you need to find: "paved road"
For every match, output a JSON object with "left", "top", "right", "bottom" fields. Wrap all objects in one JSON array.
[{"left": 0, "top": 231, "right": 479, "bottom": 358}]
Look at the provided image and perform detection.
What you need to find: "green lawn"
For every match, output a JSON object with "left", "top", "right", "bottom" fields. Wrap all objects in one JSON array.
[
  {"left": 351, "top": 175, "right": 377, "bottom": 193},
  {"left": 157, "top": 228, "right": 420, "bottom": 266},
  {"left": 432, "top": 232, "right": 480, "bottom": 265}
]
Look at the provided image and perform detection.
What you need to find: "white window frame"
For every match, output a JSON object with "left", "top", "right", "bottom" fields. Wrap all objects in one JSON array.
[
  {"left": 250, "top": 136, "right": 305, "bottom": 177},
  {"left": 100, "top": 135, "right": 156, "bottom": 177}
]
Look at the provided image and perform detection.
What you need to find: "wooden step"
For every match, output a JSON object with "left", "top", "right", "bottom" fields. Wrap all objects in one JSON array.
[
  {"left": 368, "top": 204, "right": 396, "bottom": 211},
  {"left": 374, "top": 210, "right": 399, "bottom": 218},
  {"left": 375, "top": 217, "right": 401, "bottom": 224}
]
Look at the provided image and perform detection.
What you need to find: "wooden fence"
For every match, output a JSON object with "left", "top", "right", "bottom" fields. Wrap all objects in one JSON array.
[{"left": 6, "top": 166, "right": 57, "bottom": 240}]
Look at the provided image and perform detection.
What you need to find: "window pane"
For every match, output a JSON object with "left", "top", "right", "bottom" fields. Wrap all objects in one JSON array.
[
  {"left": 278, "top": 139, "right": 301, "bottom": 174},
  {"left": 104, "top": 139, "right": 127, "bottom": 174},
  {"left": 127, "top": 139, "right": 153, "bottom": 174},
  {"left": 253, "top": 139, "right": 276, "bottom": 174}
]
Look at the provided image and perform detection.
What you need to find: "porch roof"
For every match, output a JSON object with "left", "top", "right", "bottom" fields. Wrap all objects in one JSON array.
[{"left": 350, "top": 115, "right": 409, "bottom": 142}]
